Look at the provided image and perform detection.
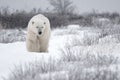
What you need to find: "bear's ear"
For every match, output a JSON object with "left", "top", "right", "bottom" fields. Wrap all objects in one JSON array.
[{"left": 32, "top": 21, "right": 34, "bottom": 25}]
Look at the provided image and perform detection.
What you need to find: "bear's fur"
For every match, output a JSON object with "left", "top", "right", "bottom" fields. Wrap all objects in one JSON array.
[{"left": 26, "top": 14, "right": 51, "bottom": 52}]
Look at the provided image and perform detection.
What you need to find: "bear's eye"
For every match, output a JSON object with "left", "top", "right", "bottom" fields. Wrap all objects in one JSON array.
[
  {"left": 32, "top": 21, "right": 34, "bottom": 25},
  {"left": 36, "top": 26, "right": 39, "bottom": 28},
  {"left": 44, "top": 22, "right": 46, "bottom": 25}
]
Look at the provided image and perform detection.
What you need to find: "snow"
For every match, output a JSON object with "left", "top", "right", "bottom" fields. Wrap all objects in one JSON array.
[
  {"left": 0, "top": 25, "right": 120, "bottom": 79},
  {"left": 0, "top": 28, "right": 68, "bottom": 79},
  {"left": 67, "top": 24, "right": 80, "bottom": 29},
  {"left": 0, "top": 42, "right": 44, "bottom": 78}
]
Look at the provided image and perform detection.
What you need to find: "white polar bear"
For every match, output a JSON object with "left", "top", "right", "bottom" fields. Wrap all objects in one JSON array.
[{"left": 26, "top": 14, "right": 51, "bottom": 52}]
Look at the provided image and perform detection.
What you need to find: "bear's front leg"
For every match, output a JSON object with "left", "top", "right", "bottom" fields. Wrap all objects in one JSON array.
[{"left": 26, "top": 39, "right": 41, "bottom": 52}]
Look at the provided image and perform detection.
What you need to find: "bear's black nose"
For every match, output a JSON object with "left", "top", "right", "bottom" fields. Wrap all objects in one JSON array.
[{"left": 38, "top": 31, "right": 42, "bottom": 35}]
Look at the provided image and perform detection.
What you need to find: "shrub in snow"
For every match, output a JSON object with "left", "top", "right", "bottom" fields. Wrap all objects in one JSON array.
[
  {"left": 2, "top": 57, "right": 58, "bottom": 80},
  {"left": 60, "top": 44, "right": 118, "bottom": 67},
  {"left": 82, "top": 33, "right": 99, "bottom": 46},
  {"left": 69, "top": 66, "right": 120, "bottom": 80},
  {"left": 101, "top": 25, "right": 120, "bottom": 36},
  {"left": 66, "top": 31, "right": 101, "bottom": 46},
  {"left": 37, "top": 71, "right": 69, "bottom": 80},
  {"left": 52, "top": 28, "right": 81, "bottom": 36},
  {"left": 0, "top": 29, "right": 26, "bottom": 43},
  {"left": 99, "top": 35, "right": 120, "bottom": 44},
  {"left": 92, "top": 18, "right": 112, "bottom": 28},
  {"left": 67, "top": 25, "right": 80, "bottom": 30}
]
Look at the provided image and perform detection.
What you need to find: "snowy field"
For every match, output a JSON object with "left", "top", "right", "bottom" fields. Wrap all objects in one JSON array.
[
  {"left": 1, "top": 25, "right": 120, "bottom": 80},
  {"left": 0, "top": 28, "right": 65, "bottom": 79}
]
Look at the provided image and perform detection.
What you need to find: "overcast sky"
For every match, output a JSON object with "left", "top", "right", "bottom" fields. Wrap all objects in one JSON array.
[{"left": 0, "top": 0, "right": 120, "bottom": 13}]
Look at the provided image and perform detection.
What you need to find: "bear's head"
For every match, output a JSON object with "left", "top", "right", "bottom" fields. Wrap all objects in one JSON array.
[{"left": 28, "top": 14, "right": 50, "bottom": 37}]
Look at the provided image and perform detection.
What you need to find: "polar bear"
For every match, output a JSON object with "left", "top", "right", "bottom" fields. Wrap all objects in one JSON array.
[{"left": 26, "top": 14, "right": 51, "bottom": 52}]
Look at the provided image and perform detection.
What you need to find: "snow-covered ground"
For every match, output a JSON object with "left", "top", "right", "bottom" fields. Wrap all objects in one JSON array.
[
  {"left": 0, "top": 25, "right": 120, "bottom": 80},
  {"left": 0, "top": 27, "right": 69, "bottom": 79}
]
